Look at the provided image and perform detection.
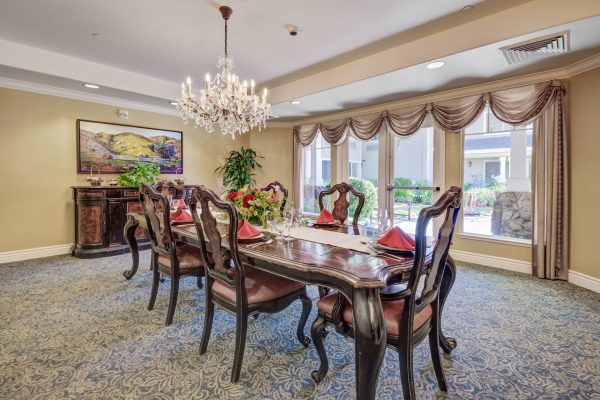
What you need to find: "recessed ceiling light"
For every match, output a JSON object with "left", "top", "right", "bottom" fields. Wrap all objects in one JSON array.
[
  {"left": 290, "top": 100, "right": 302, "bottom": 105},
  {"left": 461, "top": 5, "right": 474, "bottom": 12},
  {"left": 169, "top": 101, "right": 178, "bottom": 106},
  {"left": 426, "top": 61, "right": 446, "bottom": 69},
  {"left": 83, "top": 83, "right": 100, "bottom": 89}
]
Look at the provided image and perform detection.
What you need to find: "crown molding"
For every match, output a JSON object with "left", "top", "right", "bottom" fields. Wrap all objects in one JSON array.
[
  {"left": 0, "top": 76, "right": 179, "bottom": 116},
  {"left": 565, "top": 52, "right": 600, "bottom": 77}
]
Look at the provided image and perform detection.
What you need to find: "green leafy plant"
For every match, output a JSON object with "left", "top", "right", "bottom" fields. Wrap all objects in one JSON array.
[
  {"left": 116, "top": 162, "right": 161, "bottom": 186},
  {"left": 215, "top": 147, "right": 263, "bottom": 192},
  {"left": 348, "top": 177, "right": 377, "bottom": 220}
]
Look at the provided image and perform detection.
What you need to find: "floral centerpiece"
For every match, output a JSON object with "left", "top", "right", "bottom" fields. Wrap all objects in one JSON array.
[{"left": 227, "top": 185, "right": 282, "bottom": 226}]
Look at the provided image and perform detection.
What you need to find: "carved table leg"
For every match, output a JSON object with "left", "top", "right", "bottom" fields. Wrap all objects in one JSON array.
[
  {"left": 123, "top": 215, "right": 140, "bottom": 280},
  {"left": 352, "top": 288, "right": 386, "bottom": 400},
  {"left": 438, "top": 255, "right": 457, "bottom": 354}
]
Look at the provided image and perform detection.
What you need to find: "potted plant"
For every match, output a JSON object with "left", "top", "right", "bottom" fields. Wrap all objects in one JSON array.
[
  {"left": 215, "top": 147, "right": 263, "bottom": 192},
  {"left": 116, "top": 162, "right": 161, "bottom": 187}
]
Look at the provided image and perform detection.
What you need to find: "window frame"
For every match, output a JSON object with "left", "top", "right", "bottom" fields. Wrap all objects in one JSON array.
[{"left": 458, "top": 122, "right": 532, "bottom": 247}]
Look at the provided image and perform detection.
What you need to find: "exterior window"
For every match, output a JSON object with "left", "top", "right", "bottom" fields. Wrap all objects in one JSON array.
[
  {"left": 391, "top": 127, "right": 434, "bottom": 235},
  {"left": 463, "top": 107, "right": 532, "bottom": 240},
  {"left": 301, "top": 134, "right": 331, "bottom": 214},
  {"left": 347, "top": 136, "right": 379, "bottom": 223}
]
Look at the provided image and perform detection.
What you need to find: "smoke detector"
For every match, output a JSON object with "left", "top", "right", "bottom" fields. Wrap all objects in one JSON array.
[{"left": 500, "top": 31, "right": 570, "bottom": 65}]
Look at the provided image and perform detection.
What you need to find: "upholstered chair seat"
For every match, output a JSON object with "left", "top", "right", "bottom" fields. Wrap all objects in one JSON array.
[
  {"left": 317, "top": 292, "right": 432, "bottom": 335},
  {"left": 157, "top": 243, "right": 204, "bottom": 271},
  {"left": 213, "top": 265, "right": 305, "bottom": 305}
]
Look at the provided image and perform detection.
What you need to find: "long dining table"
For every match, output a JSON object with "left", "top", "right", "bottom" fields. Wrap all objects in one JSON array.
[{"left": 122, "top": 212, "right": 457, "bottom": 400}]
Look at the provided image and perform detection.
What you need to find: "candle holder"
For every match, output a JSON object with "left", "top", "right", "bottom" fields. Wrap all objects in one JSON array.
[{"left": 86, "top": 165, "right": 104, "bottom": 186}]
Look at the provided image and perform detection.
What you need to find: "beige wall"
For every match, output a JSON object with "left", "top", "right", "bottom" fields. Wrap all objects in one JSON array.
[
  {"left": 568, "top": 67, "right": 600, "bottom": 279},
  {"left": 249, "top": 127, "right": 294, "bottom": 198},
  {"left": 0, "top": 88, "right": 248, "bottom": 252}
]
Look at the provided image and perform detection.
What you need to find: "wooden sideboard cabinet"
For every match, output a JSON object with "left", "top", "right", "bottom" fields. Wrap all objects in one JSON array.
[{"left": 71, "top": 184, "right": 198, "bottom": 258}]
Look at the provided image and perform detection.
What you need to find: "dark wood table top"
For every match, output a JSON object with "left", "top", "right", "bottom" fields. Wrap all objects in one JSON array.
[{"left": 134, "top": 214, "right": 425, "bottom": 290}]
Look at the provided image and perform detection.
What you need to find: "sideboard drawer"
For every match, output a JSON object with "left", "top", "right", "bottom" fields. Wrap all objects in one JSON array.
[
  {"left": 77, "top": 190, "right": 105, "bottom": 199},
  {"left": 123, "top": 190, "right": 139, "bottom": 197}
]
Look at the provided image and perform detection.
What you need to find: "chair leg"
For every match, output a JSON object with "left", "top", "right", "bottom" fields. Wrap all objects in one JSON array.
[
  {"left": 399, "top": 343, "right": 416, "bottom": 400},
  {"left": 310, "top": 313, "right": 329, "bottom": 383},
  {"left": 165, "top": 275, "right": 179, "bottom": 326},
  {"left": 196, "top": 275, "right": 203, "bottom": 289},
  {"left": 147, "top": 264, "right": 160, "bottom": 311},
  {"left": 429, "top": 305, "right": 447, "bottom": 392},
  {"left": 199, "top": 291, "right": 214, "bottom": 355},
  {"left": 231, "top": 311, "right": 249, "bottom": 383},
  {"left": 296, "top": 289, "right": 312, "bottom": 347}
]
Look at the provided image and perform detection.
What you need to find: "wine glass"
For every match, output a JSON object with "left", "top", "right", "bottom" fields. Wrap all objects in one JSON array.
[
  {"left": 267, "top": 211, "right": 284, "bottom": 241},
  {"left": 283, "top": 207, "right": 294, "bottom": 241},
  {"left": 378, "top": 208, "right": 389, "bottom": 237},
  {"left": 295, "top": 208, "right": 304, "bottom": 228}
]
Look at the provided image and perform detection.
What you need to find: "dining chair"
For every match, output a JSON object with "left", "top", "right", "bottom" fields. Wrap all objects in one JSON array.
[
  {"left": 190, "top": 186, "right": 312, "bottom": 383},
  {"left": 311, "top": 186, "right": 462, "bottom": 400},
  {"left": 139, "top": 183, "right": 204, "bottom": 326},
  {"left": 260, "top": 181, "right": 289, "bottom": 211},
  {"left": 318, "top": 182, "right": 365, "bottom": 225}
]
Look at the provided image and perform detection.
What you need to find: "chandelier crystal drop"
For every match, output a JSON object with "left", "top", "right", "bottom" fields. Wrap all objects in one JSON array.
[{"left": 177, "top": 6, "right": 270, "bottom": 139}]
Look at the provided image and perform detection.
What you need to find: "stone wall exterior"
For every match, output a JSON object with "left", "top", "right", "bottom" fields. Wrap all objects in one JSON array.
[{"left": 491, "top": 192, "right": 532, "bottom": 240}]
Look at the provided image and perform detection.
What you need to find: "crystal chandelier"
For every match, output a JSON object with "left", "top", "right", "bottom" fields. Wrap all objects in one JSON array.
[{"left": 177, "top": 6, "right": 270, "bottom": 139}]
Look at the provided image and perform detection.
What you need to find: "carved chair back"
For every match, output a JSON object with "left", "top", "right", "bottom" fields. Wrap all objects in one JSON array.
[
  {"left": 260, "top": 181, "right": 289, "bottom": 211},
  {"left": 154, "top": 180, "right": 184, "bottom": 199},
  {"left": 139, "top": 183, "right": 175, "bottom": 259},
  {"left": 318, "top": 182, "right": 365, "bottom": 225},
  {"left": 404, "top": 186, "right": 462, "bottom": 328},
  {"left": 190, "top": 187, "right": 248, "bottom": 306}
]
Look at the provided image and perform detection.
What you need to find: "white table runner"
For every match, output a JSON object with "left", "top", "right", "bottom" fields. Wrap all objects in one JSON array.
[{"left": 286, "top": 227, "right": 371, "bottom": 253}]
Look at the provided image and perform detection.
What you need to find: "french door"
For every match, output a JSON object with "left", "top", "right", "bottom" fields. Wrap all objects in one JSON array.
[
  {"left": 339, "top": 126, "right": 444, "bottom": 234},
  {"left": 385, "top": 126, "right": 444, "bottom": 235}
]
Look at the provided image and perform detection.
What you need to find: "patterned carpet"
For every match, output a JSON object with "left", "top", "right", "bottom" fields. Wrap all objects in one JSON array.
[{"left": 0, "top": 252, "right": 599, "bottom": 400}]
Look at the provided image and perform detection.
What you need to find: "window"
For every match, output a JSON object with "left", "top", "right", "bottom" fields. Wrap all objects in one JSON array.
[
  {"left": 347, "top": 136, "right": 379, "bottom": 223},
  {"left": 391, "top": 127, "right": 435, "bottom": 235},
  {"left": 300, "top": 134, "right": 331, "bottom": 214},
  {"left": 462, "top": 107, "right": 533, "bottom": 241}
]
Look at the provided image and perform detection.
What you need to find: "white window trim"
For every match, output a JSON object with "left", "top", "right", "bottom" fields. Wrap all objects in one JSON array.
[{"left": 459, "top": 129, "right": 532, "bottom": 248}]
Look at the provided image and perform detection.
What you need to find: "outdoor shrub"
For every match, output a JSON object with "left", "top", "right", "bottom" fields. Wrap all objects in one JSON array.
[{"left": 349, "top": 177, "right": 377, "bottom": 220}]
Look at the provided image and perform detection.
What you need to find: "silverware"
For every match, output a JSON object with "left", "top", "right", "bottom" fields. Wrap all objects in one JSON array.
[{"left": 245, "top": 239, "right": 273, "bottom": 248}]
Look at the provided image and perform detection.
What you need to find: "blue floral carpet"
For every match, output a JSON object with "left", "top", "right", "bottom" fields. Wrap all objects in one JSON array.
[{"left": 0, "top": 252, "right": 599, "bottom": 399}]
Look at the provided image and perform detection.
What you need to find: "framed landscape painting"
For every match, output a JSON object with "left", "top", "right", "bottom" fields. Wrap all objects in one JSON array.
[{"left": 77, "top": 120, "right": 183, "bottom": 173}]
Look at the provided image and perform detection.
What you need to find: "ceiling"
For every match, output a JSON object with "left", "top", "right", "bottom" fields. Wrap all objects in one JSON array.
[
  {"left": 0, "top": 0, "right": 488, "bottom": 84},
  {"left": 272, "top": 16, "right": 600, "bottom": 120},
  {"left": 0, "top": 0, "right": 599, "bottom": 121}
]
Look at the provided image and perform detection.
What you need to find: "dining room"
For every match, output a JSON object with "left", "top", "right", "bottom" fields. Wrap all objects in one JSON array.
[{"left": 1, "top": 1, "right": 599, "bottom": 399}]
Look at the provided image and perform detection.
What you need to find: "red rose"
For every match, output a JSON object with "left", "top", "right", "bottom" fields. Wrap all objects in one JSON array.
[
  {"left": 242, "top": 193, "right": 255, "bottom": 208},
  {"left": 228, "top": 191, "right": 239, "bottom": 200}
]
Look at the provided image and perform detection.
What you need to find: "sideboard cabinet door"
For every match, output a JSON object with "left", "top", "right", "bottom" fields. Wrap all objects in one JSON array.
[{"left": 77, "top": 201, "right": 107, "bottom": 247}]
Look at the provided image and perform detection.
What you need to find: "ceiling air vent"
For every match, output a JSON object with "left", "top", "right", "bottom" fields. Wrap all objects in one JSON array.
[{"left": 500, "top": 31, "right": 570, "bottom": 65}]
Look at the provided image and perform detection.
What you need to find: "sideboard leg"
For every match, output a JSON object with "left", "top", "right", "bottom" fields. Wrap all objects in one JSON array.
[{"left": 123, "top": 215, "right": 140, "bottom": 280}]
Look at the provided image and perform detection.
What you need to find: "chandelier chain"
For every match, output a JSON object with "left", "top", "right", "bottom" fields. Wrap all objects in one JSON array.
[{"left": 224, "top": 19, "right": 228, "bottom": 57}]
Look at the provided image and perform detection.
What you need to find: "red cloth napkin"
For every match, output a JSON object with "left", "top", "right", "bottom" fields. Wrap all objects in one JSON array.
[
  {"left": 170, "top": 209, "right": 193, "bottom": 223},
  {"left": 377, "top": 227, "right": 416, "bottom": 250},
  {"left": 237, "top": 219, "right": 261, "bottom": 239},
  {"left": 178, "top": 198, "right": 186, "bottom": 209},
  {"left": 316, "top": 208, "right": 335, "bottom": 224}
]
